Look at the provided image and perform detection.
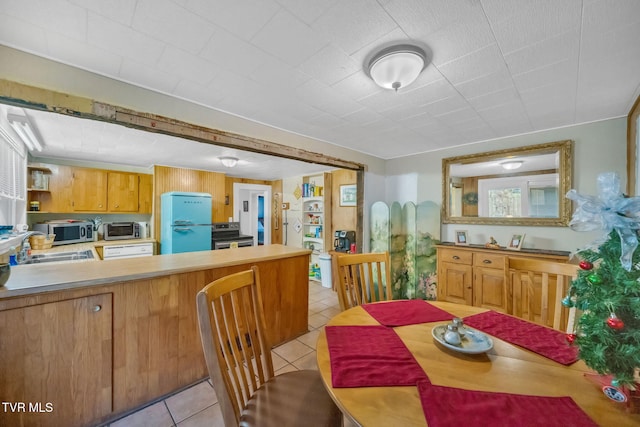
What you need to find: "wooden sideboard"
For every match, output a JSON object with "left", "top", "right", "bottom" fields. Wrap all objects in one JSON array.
[{"left": 436, "top": 243, "right": 571, "bottom": 318}]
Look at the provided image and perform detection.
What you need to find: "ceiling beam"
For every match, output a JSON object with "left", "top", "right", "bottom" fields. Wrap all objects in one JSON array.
[{"left": 0, "top": 79, "right": 365, "bottom": 171}]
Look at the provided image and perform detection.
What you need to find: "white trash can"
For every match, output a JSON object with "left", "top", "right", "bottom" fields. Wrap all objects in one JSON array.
[{"left": 318, "top": 253, "right": 332, "bottom": 288}]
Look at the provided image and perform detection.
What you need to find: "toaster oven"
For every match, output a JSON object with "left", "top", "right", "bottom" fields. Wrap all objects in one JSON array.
[{"left": 103, "top": 222, "right": 141, "bottom": 241}]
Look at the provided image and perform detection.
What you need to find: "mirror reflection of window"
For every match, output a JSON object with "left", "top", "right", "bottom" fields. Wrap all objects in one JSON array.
[
  {"left": 487, "top": 187, "right": 521, "bottom": 217},
  {"left": 478, "top": 174, "right": 558, "bottom": 218}
]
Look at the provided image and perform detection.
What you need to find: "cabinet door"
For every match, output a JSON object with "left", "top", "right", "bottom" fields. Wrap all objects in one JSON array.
[
  {"left": 108, "top": 171, "right": 139, "bottom": 212},
  {"left": 474, "top": 267, "right": 509, "bottom": 313},
  {"left": 438, "top": 261, "right": 473, "bottom": 305},
  {"left": 0, "top": 294, "right": 113, "bottom": 427},
  {"left": 512, "top": 270, "right": 566, "bottom": 328},
  {"left": 72, "top": 168, "right": 108, "bottom": 211},
  {"left": 138, "top": 173, "right": 153, "bottom": 214}
]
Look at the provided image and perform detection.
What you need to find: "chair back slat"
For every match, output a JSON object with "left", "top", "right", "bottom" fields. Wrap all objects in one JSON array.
[
  {"left": 333, "top": 252, "right": 392, "bottom": 311},
  {"left": 197, "top": 266, "right": 274, "bottom": 426},
  {"left": 508, "top": 258, "right": 580, "bottom": 333}
]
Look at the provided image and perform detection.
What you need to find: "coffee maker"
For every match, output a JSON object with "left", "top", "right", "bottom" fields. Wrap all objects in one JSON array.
[{"left": 334, "top": 230, "right": 356, "bottom": 253}]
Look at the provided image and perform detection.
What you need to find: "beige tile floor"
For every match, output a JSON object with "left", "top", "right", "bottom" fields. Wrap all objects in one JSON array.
[{"left": 108, "top": 280, "right": 356, "bottom": 427}]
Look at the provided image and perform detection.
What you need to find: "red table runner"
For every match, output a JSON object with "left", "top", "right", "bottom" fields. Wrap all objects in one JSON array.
[
  {"left": 463, "top": 310, "right": 579, "bottom": 365},
  {"left": 325, "top": 325, "right": 429, "bottom": 388},
  {"left": 417, "top": 381, "right": 597, "bottom": 427},
  {"left": 362, "top": 299, "right": 454, "bottom": 326}
]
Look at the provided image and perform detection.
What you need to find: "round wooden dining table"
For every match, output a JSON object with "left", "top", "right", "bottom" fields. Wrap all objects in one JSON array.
[{"left": 315, "top": 300, "right": 640, "bottom": 427}]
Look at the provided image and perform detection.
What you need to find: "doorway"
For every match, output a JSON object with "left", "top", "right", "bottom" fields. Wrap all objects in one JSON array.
[{"left": 233, "top": 183, "right": 271, "bottom": 246}]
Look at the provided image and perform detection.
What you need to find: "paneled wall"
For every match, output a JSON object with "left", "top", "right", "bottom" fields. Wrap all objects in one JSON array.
[
  {"left": 331, "top": 169, "right": 357, "bottom": 246},
  {"left": 152, "top": 165, "right": 225, "bottom": 243}
]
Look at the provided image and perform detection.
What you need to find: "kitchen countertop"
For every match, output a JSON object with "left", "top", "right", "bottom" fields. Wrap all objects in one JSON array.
[{"left": 1, "top": 244, "right": 311, "bottom": 299}]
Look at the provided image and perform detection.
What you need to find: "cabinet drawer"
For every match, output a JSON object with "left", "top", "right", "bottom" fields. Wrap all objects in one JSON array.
[
  {"left": 438, "top": 248, "right": 472, "bottom": 265},
  {"left": 473, "top": 252, "right": 505, "bottom": 268}
]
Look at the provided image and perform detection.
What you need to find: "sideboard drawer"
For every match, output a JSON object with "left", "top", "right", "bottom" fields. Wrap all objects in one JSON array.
[
  {"left": 438, "top": 248, "right": 472, "bottom": 265},
  {"left": 473, "top": 252, "right": 505, "bottom": 268}
]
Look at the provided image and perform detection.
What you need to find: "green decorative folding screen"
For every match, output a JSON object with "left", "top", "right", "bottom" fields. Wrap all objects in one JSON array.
[{"left": 370, "top": 201, "right": 440, "bottom": 300}]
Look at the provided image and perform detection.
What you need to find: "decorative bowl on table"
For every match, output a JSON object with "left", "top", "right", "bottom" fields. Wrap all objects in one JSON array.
[{"left": 432, "top": 324, "right": 493, "bottom": 354}]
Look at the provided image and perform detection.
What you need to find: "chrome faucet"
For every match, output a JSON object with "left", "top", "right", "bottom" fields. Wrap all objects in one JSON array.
[{"left": 17, "top": 231, "right": 45, "bottom": 264}]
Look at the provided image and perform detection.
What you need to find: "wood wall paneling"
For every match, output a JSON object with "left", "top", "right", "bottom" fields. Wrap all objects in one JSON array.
[
  {"left": 331, "top": 169, "right": 357, "bottom": 244},
  {"left": 271, "top": 180, "right": 283, "bottom": 244},
  {"left": 153, "top": 165, "right": 226, "bottom": 244}
]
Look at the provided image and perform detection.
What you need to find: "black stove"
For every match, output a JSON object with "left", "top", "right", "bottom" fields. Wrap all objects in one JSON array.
[{"left": 211, "top": 222, "right": 254, "bottom": 250}]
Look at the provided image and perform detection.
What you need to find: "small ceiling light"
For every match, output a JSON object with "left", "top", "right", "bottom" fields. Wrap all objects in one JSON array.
[
  {"left": 366, "top": 44, "right": 427, "bottom": 92},
  {"left": 7, "top": 111, "right": 43, "bottom": 152},
  {"left": 501, "top": 161, "right": 523, "bottom": 170},
  {"left": 219, "top": 156, "right": 239, "bottom": 168}
]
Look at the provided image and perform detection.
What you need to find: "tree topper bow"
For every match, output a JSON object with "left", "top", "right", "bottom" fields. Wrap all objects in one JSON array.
[{"left": 566, "top": 172, "right": 640, "bottom": 271}]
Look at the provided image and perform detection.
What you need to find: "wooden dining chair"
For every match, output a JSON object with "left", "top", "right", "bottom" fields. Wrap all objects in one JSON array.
[
  {"left": 508, "top": 258, "right": 580, "bottom": 333},
  {"left": 196, "top": 266, "right": 342, "bottom": 427},
  {"left": 332, "top": 251, "right": 392, "bottom": 311}
]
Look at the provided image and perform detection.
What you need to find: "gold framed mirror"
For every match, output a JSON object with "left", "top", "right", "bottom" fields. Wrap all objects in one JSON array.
[{"left": 442, "top": 140, "right": 573, "bottom": 226}]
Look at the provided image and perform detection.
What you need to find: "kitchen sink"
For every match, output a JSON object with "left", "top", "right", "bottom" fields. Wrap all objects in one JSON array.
[{"left": 23, "top": 250, "right": 94, "bottom": 264}]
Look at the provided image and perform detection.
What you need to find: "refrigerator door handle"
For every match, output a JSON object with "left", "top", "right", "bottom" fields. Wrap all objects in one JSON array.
[
  {"left": 173, "top": 220, "right": 193, "bottom": 225},
  {"left": 174, "top": 227, "right": 192, "bottom": 232}
]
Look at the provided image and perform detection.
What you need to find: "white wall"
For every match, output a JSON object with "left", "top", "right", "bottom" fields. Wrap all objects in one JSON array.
[{"left": 385, "top": 118, "right": 627, "bottom": 252}]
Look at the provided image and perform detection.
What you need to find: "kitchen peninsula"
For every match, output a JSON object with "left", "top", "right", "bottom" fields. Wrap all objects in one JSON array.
[{"left": 0, "top": 244, "right": 311, "bottom": 427}]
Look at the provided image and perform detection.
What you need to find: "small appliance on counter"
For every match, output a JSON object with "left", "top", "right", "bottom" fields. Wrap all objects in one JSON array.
[
  {"left": 211, "top": 222, "right": 254, "bottom": 250},
  {"left": 334, "top": 230, "right": 356, "bottom": 253},
  {"left": 161, "top": 192, "right": 213, "bottom": 254},
  {"left": 33, "top": 220, "right": 93, "bottom": 246},
  {"left": 103, "top": 222, "right": 141, "bottom": 241}
]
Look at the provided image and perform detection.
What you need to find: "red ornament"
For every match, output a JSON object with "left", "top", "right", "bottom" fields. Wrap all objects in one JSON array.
[
  {"left": 579, "top": 260, "right": 593, "bottom": 270},
  {"left": 566, "top": 333, "right": 577, "bottom": 344},
  {"left": 607, "top": 313, "right": 625, "bottom": 330}
]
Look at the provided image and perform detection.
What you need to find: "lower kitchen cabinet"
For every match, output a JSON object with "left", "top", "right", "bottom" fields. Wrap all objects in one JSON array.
[
  {"left": 0, "top": 248, "right": 309, "bottom": 426},
  {"left": 0, "top": 293, "right": 113, "bottom": 427},
  {"left": 436, "top": 244, "right": 570, "bottom": 316}
]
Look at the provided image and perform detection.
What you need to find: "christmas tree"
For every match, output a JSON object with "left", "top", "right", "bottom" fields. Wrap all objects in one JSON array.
[
  {"left": 569, "top": 231, "right": 640, "bottom": 388},
  {"left": 566, "top": 173, "right": 640, "bottom": 390}
]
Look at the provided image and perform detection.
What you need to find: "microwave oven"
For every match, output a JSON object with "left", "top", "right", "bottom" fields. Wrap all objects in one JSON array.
[
  {"left": 103, "top": 222, "right": 141, "bottom": 241},
  {"left": 33, "top": 221, "right": 94, "bottom": 246}
]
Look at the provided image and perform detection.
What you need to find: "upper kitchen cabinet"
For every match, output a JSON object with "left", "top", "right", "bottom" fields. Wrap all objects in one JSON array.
[
  {"left": 27, "top": 163, "right": 152, "bottom": 214},
  {"left": 138, "top": 173, "right": 153, "bottom": 214},
  {"left": 107, "top": 171, "right": 139, "bottom": 212},
  {"left": 72, "top": 167, "right": 108, "bottom": 211}
]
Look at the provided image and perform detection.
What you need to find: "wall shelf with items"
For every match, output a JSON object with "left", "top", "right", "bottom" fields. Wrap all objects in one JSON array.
[
  {"left": 302, "top": 173, "right": 332, "bottom": 282},
  {"left": 27, "top": 164, "right": 52, "bottom": 212}
]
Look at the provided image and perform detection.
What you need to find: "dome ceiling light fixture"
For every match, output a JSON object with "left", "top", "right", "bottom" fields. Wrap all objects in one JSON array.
[
  {"left": 366, "top": 44, "right": 428, "bottom": 92},
  {"left": 219, "top": 156, "right": 239, "bottom": 168},
  {"left": 501, "top": 160, "right": 524, "bottom": 170}
]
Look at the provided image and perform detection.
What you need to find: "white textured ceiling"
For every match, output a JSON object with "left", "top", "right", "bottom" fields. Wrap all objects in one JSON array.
[{"left": 1, "top": 0, "right": 640, "bottom": 175}]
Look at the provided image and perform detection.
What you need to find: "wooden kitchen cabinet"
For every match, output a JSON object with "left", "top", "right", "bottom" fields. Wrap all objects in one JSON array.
[
  {"left": 31, "top": 163, "right": 152, "bottom": 214},
  {"left": 436, "top": 244, "right": 570, "bottom": 315},
  {"left": 0, "top": 293, "right": 113, "bottom": 427},
  {"left": 72, "top": 167, "right": 108, "bottom": 211},
  {"left": 138, "top": 173, "right": 153, "bottom": 214},
  {"left": 107, "top": 171, "right": 139, "bottom": 212}
]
